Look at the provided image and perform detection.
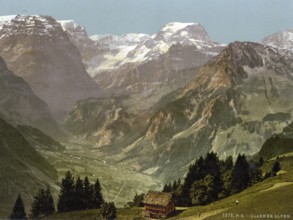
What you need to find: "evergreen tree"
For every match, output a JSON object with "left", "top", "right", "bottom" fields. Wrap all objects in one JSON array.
[
  {"left": 31, "top": 188, "right": 55, "bottom": 218},
  {"left": 221, "top": 170, "right": 233, "bottom": 198},
  {"left": 272, "top": 159, "right": 281, "bottom": 175},
  {"left": 180, "top": 156, "right": 205, "bottom": 206},
  {"left": 10, "top": 194, "right": 27, "bottom": 220},
  {"left": 231, "top": 154, "right": 250, "bottom": 193},
  {"left": 73, "top": 177, "right": 85, "bottom": 210},
  {"left": 258, "top": 157, "right": 264, "bottom": 167},
  {"left": 84, "top": 176, "right": 94, "bottom": 209},
  {"left": 94, "top": 178, "right": 104, "bottom": 208},
  {"left": 30, "top": 189, "right": 42, "bottom": 219},
  {"left": 162, "top": 183, "right": 172, "bottom": 192},
  {"left": 45, "top": 188, "right": 55, "bottom": 215},
  {"left": 100, "top": 202, "right": 117, "bottom": 220},
  {"left": 203, "top": 152, "right": 223, "bottom": 200},
  {"left": 57, "top": 171, "right": 75, "bottom": 212},
  {"left": 224, "top": 156, "right": 234, "bottom": 172},
  {"left": 249, "top": 163, "right": 262, "bottom": 185}
]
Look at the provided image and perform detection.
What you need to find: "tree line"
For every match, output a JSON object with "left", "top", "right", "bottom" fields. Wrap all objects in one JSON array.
[
  {"left": 9, "top": 171, "right": 117, "bottom": 220},
  {"left": 127, "top": 152, "right": 282, "bottom": 208},
  {"left": 160, "top": 152, "right": 281, "bottom": 206}
]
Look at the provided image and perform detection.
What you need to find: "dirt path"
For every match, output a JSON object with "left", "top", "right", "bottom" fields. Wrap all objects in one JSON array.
[{"left": 260, "top": 182, "right": 293, "bottom": 193}]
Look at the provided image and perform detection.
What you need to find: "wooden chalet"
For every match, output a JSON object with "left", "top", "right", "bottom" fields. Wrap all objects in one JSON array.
[{"left": 143, "top": 191, "right": 175, "bottom": 218}]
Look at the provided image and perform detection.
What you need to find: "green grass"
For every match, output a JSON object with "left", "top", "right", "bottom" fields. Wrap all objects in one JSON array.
[
  {"left": 170, "top": 155, "right": 293, "bottom": 219},
  {"left": 42, "top": 207, "right": 143, "bottom": 220}
]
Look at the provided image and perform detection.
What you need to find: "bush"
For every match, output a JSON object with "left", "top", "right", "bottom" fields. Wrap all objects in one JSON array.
[{"left": 100, "top": 202, "right": 116, "bottom": 220}]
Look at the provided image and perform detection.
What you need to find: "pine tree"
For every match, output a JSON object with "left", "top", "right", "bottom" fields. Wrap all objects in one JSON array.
[
  {"left": 57, "top": 171, "right": 75, "bottom": 212},
  {"left": 31, "top": 190, "right": 42, "bottom": 219},
  {"left": 31, "top": 187, "right": 55, "bottom": 218},
  {"left": 45, "top": 188, "right": 55, "bottom": 215},
  {"left": 224, "top": 156, "right": 234, "bottom": 172},
  {"left": 10, "top": 194, "right": 27, "bottom": 220},
  {"left": 162, "top": 183, "right": 172, "bottom": 192},
  {"left": 73, "top": 177, "right": 85, "bottom": 210},
  {"left": 272, "top": 159, "right": 281, "bottom": 175},
  {"left": 203, "top": 152, "right": 223, "bottom": 200},
  {"left": 231, "top": 154, "right": 250, "bottom": 193},
  {"left": 100, "top": 202, "right": 117, "bottom": 220},
  {"left": 84, "top": 176, "right": 94, "bottom": 209},
  {"left": 180, "top": 156, "right": 205, "bottom": 206},
  {"left": 94, "top": 178, "right": 104, "bottom": 208}
]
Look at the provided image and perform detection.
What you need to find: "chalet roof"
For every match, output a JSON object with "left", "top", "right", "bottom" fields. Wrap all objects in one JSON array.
[{"left": 144, "top": 191, "right": 173, "bottom": 207}]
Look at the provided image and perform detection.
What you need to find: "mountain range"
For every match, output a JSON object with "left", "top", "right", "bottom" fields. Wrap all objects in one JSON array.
[
  {"left": 60, "top": 21, "right": 224, "bottom": 112},
  {"left": 0, "top": 14, "right": 293, "bottom": 215},
  {"left": 64, "top": 40, "right": 293, "bottom": 181}
]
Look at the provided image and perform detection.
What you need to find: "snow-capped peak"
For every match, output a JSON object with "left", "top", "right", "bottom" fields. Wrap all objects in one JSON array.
[
  {"left": 0, "top": 15, "right": 64, "bottom": 37},
  {"left": 153, "top": 22, "right": 210, "bottom": 43},
  {"left": 262, "top": 29, "right": 293, "bottom": 51},
  {"left": 58, "top": 20, "right": 84, "bottom": 31},
  {"left": 160, "top": 22, "right": 197, "bottom": 33},
  {"left": 0, "top": 15, "right": 16, "bottom": 24}
]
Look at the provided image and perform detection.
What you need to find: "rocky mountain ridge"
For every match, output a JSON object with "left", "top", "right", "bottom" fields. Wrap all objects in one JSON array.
[
  {"left": 0, "top": 15, "right": 102, "bottom": 120},
  {"left": 60, "top": 20, "right": 224, "bottom": 99}
]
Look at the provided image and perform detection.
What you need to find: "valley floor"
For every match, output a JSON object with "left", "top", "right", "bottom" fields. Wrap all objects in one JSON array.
[{"left": 39, "top": 139, "right": 162, "bottom": 207}]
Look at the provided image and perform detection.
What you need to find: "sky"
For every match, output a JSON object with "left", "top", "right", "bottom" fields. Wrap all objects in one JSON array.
[{"left": 0, "top": 0, "right": 292, "bottom": 43}]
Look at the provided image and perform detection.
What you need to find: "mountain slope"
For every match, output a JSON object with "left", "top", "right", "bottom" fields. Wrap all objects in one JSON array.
[
  {"left": 0, "top": 15, "right": 102, "bottom": 120},
  {"left": 0, "top": 55, "right": 64, "bottom": 139},
  {"left": 0, "top": 116, "right": 58, "bottom": 218},
  {"left": 256, "top": 121, "right": 293, "bottom": 160},
  {"left": 118, "top": 42, "right": 293, "bottom": 181}
]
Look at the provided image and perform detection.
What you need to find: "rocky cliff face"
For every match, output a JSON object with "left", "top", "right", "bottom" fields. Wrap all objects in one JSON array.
[
  {"left": 65, "top": 42, "right": 293, "bottom": 182},
  {"left": 0, "top": 56, "right": 64, "bottom": 139},
  {"left": 0, "top": 15, "right": 102, "bottom": 120}
]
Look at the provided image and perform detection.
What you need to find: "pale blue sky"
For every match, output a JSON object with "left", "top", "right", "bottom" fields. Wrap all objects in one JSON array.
[{"left": 0, "top": 0, "right": 292, "bottom": 43}]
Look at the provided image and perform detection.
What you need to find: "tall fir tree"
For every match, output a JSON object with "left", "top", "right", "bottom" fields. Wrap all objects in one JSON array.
[
  {"left": 231, "top": 154, "right": 250, "bottom": 193},
  {"left": 203, "top": 152, "right": 223, "bottom": 200},
  {"left": 57, "top": 171, "right": 75, "bottom": 212},
  {"left": 180, "top": 156, "right": 205, "bottom": 206},
  {"left": 45, "top": 187, "right": 55, "bottom": 215},
  {"left": 30, "top": 189, "right": 42, "bottom": 219},
  {"left": 84, "top": 176, "right": 94, "bottom": 209},
  {"left": 94, "top": 178, "right": 104, "bottom": 208},
  {"left": 10, "top": 194, "right": 27, "bottom": 220},
  {"left": 73, "top": 177, "right": 85, "bottom": 210},
  {"left": 31, "top": 187, "right": 55, "bottom": 219}
]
